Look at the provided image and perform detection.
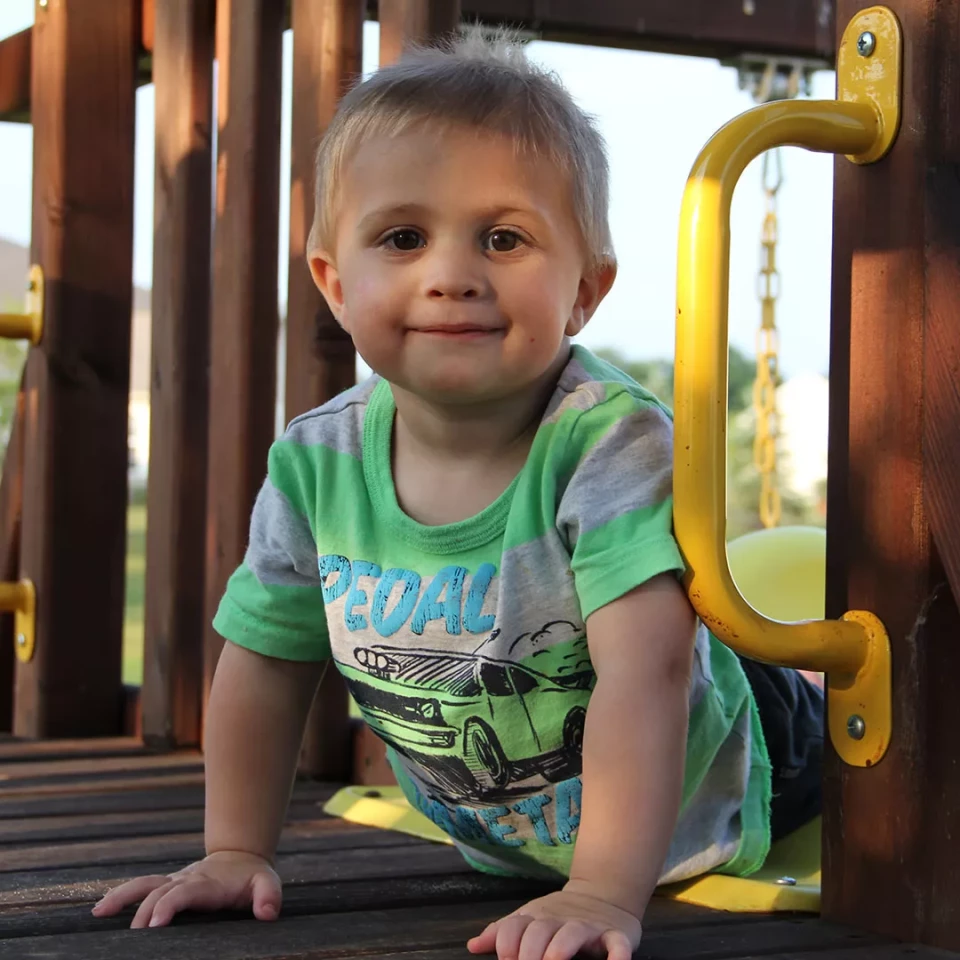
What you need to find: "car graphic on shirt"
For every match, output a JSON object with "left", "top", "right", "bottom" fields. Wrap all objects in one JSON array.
[{"left": 338, "top": 629, "right": 594, "bottom": 804}]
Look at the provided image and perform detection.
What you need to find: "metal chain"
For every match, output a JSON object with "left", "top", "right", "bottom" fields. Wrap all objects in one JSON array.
[{"left": 753, "top": 149, "right": 783, "bottom": 528}]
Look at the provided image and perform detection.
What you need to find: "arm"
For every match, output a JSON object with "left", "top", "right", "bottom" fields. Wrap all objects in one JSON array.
[
  {"left": 204, "top": 639, "right": 327, "bottom": 862},
  {"left": 565, "top": 573, "right": 697, "bottom": 918}
]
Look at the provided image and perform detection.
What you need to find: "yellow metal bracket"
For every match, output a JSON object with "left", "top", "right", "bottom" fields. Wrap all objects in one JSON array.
[
  {"left": 5, "top": 579, "right": 36, "bottom": 663},
  {"left": 0, "top": 265, "right": 44, "bottom": 345},
  {"left": 673, "top": 7, "right": 901, "bottom": 767}
]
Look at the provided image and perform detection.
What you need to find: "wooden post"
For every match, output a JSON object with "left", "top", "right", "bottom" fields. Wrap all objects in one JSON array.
[
  {"left": 15, "top": 1, "right": 137, "bottom": 738},
  {"left": 202, "top": 0, "right": 284, "bottom": 711},
  {"left": 0, "top": 386, "right": 24, "bottom": 732},
  {"left": 379, "top": 0, "right": 462, "bottom": 64},
  {"left": 823, "top": 0, "right": 960, "bottom": 949},
  {"left": 287, "top": 0, "right": 363, "bottom": 781},
  {"left": 141, "top": 0, "right": 216, "bottom": 749}
]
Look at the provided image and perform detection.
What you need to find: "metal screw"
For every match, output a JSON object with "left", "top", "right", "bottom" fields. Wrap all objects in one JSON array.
[
  {"left": 776, "top": 877, "right": 797, "bottom": 886},
  {"left": 847, "top": 714, "right": 866, "bottom": 740},
  {"left": 16, "top": 633, "right": 25, "bottom": 647},
  {"left": 857, "top": 31, "right": 876, "bottom": 57}
]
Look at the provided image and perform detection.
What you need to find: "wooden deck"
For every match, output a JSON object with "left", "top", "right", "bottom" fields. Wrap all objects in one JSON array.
[{"left": 0, "top": 738, "right": 952, "bottom": 960}]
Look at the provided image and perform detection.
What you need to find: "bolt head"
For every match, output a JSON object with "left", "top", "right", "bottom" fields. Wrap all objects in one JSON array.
[
  {"left": 857, "top": 31, "right": 876, "bottom": 57},
  {"left": 16, "top": 633, "right": 25, "bottom": 647},
  {"left": 847, "top": 714, "right": 866, "bottom": 740}
]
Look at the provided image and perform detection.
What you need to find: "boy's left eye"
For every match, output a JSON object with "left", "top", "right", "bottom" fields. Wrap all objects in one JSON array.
[{"left": 484, "top": 230, "right": 523, "bottom": 253}]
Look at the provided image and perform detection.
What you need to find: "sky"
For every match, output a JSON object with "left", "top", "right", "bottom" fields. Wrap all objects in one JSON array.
[{"left": 0, "top": 2, "right": 837, "bottom": 378}]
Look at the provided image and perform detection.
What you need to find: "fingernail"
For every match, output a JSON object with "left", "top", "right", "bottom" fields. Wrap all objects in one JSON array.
[{"left": 148, "top": 916, "right": 162, "bottom": 927}]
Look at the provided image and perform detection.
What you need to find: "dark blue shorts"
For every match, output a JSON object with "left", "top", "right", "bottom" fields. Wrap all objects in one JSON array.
[{"left": 738, "top": 657, "right": 824, "bottom": 842}]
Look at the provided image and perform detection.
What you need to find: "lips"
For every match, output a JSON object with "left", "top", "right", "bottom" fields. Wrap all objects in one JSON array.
[{"left": 412, "top": 323, "right": 504, "bottom": 338}]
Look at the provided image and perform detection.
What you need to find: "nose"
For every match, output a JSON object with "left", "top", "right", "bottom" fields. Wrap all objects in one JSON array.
[{"left": 422, "top": 243, "right": 485, "bottom": 300}]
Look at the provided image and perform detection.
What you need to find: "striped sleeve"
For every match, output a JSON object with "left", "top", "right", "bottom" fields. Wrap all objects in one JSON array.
[
  {"left": 555, "top": 387, "right": 685, "bottom": 619},
  {"left": 213, "top": 435, "right": 330, "bottom": 661}
]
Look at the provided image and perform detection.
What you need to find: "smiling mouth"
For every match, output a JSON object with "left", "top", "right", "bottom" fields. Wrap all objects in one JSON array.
[{"left": 414, "top": 325, "right": 504, "bottom": 338}]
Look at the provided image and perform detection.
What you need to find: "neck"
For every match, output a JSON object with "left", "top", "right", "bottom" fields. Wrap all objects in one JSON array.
[{"left": 391, "top": 344, "right": 571, "bottom": 461}]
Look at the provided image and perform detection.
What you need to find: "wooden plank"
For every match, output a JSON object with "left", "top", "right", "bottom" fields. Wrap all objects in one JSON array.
[
  {"left": 0, "top": 819, "right": 417, "bottom": 873},
  {"left": 0, "top": 835, "right": 437, "bottom": 902},
  {"left": 0, "top": 771, "right": 207, "bottom": 801},
  {"left": 15, "top": 0, "right": 137, "bottom": 738},
  {"left": 0, "top": 382, "right": 24, "bottom": 733},
  {"left": 202, "top": 0, "right": 284, "bottom": 707},
  {"left": 0, "top": 886, "right": 731, "bottom": 940},
  {"left": 0, "top": 750, "right": 201, "bottom": 783},
  {"left": 822, "top": 0, "right": 960, "bottom": 952},
  {"left": 0, "top": 903, "right": 887, "bottom": 959},
  {"left": 922, "top": 168, "right": 960, "bottom": 605},
  {"left": 0, "top": 776, "right": 334, "bottom": 820},
  {"left": 0, "top": 737, "right": 144, "bottom": 763},
  {"left": 0, "top": 900, "right": 514, "bottom": 958},
  {"left": 379, "top": 0, "right": 462, "bottom": 64},
  {"left": 286, "top": 0, "right": 363, "bottom": 781},
  {"left": 0, "top": 797, "right": 329, "bottom": 846},
  {"left": 141, "top": 0, "right": 216, "bottom": 751},
  {"left": 0, "top": 29, "right": 30, "bottom": 122}
]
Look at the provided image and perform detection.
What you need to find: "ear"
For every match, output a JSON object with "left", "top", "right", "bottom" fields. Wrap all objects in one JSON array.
[
  {"left": 308, "top": 249, "right": 348, "bottom": 328},
  {"left": 565, "top": 259, "right": 617, "bottom": 337}
]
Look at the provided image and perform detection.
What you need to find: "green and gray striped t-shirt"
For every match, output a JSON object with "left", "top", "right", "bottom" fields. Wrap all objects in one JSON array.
[{"left": 214, "top": 344, "right": 771, "bottom": 884}]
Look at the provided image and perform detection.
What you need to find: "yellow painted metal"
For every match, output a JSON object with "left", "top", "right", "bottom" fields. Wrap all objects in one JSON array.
[
  {"left": 837, "top": 6, "right": 902, "bottom": 164},
  {"left": 674, "top": 7, "right": 901, "bottom": 768},
  {"left": 0, "top": 265, "right": 43, "bottom": 345},
  {"left": 3, "top": 578, "right": 37, "bottom": 663}
]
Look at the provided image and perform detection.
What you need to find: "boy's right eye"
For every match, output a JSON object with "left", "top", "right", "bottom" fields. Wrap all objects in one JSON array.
[{"left": 382, "top": 229, "right": 425, "bottom": 252}]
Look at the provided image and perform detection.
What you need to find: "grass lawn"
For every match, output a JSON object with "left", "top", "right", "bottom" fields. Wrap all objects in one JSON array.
[{"left": 123, "top": 495, "right": 146, "bottom": 686}]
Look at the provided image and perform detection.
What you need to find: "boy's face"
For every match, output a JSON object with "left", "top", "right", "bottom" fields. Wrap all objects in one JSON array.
[{"left": 309, "top": 125, "right": 615, "bottom": 406}]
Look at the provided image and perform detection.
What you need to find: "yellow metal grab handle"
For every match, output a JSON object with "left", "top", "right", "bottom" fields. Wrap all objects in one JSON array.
[
  {"left": 1, "top": 578, "right": 36, "bottom": 663},
  {"left": 0, "top": 265, "right": 43, "bottom": 344},
  {"left": 674, "top": 7, "right": 901, "bottom": 768}
]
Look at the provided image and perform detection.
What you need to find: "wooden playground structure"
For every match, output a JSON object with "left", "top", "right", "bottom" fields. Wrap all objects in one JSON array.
[{"left": 0, "top": 0, "right": 959, "bottom": 956}]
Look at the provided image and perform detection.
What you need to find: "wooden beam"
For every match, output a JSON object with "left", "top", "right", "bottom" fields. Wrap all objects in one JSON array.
[
  {"left": 0, "top": 383, "right": 25, "bottom": 732},
  {"left": 286, "top": 0, "right": 363, "bottom": 781},
  {"left": 14, "top": 1, "right": 137, "bottom": 738},
  {"left": 0, "top": 29, "right": 30, "bottom": 122},
  {"left": 202, "top": 0, "right": 284, "bottom": 711},
  {"left": 379, "top": 0, "right": 462, "bottom": 64},
  {"left": 146, "top": 0, "right": 838, "bottom": 60},
  {"left": 141, "top": 0, "right": 216, "bottom": 750},
  {"left": 823, "top": 0, "right": 960, "bottom": 950}
]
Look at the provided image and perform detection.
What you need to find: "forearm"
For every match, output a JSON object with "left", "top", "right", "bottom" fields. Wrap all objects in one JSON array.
[
  {"left": 567, "top": 668, "right": 689, "bottom": 919},
  {"left": 204, "top": 640, "right": 326, "bottom": 863}
]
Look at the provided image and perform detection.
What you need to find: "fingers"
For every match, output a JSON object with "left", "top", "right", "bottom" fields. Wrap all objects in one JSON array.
[
  {"left": 90, "top": 876, "right": 171, "bottom": 919},
  {"left": 467, "top": 919, "right": 502, "bottom": 954},
  {"left": 600, "top": 929, "right": 635, "bottom": 960},
  {"left": 542, "top": 920, "right": 595, "bottom": 960},
  {"left": 251, "top": 869, "right": 283, "bottom": 921},
  {"left": 132, "top": 880, "right": 180, "bottom": 929},
  {"left": 495, "top": 914, "right": 535, "bottom": 960},
  {"left": 518, "top": 919, "right": 564, "bottom": 960}
]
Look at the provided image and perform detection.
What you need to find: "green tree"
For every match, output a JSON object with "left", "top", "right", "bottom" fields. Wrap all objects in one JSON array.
[
  {"left": 591, "top": 344, "right": 825, "bottom": 539},
  {"left": 593, "top": 343, "right": 756, "bottom": 414}
]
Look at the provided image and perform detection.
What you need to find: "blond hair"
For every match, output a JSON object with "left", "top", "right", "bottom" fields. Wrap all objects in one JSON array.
[{"left": 308, "top": 30, "right": 613, "bottom": 267}]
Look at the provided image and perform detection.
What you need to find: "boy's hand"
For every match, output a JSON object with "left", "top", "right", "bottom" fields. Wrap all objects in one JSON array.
[
  {"left": 466, "top": 888, "right": 642, "bottom": 960},
  {"left": 90, "top": 850, "right": 282, "bottom": 929}
]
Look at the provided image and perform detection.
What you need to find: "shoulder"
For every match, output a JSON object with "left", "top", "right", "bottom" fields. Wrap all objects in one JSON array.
[
  {"left": 279, "top": 376, "right": 381, "bottom": 457},
  {"left": 541, "top": 346, "right": 673, "bottom": 468}
]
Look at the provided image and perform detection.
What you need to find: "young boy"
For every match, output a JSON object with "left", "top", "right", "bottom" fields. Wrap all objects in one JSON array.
[{"left": 92, "top": 33, "right": 823, "bottom": 960}]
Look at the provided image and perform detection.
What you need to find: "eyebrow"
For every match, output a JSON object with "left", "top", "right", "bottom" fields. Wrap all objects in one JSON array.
[{"left": 356, "top": 202, "right": 550, "bottom": 233}]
